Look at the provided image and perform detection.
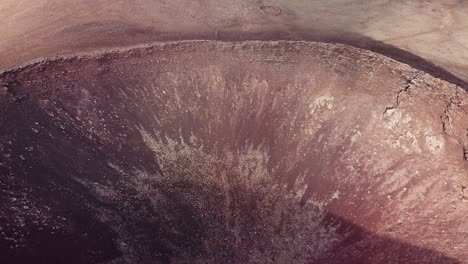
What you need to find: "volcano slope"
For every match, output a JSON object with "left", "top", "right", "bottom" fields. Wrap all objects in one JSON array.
[{"left": 0, "top": 41, "right": 467, "bottom": 263}]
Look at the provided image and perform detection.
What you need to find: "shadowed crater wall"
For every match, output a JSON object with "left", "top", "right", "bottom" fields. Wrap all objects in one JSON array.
[{"left": 0, "top": 41, "right": 467, "bottom": 263}]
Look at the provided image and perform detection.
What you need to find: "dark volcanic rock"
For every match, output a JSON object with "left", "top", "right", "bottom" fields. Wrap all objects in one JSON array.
[{"left": 0, "top": 40, "right": 467, "bottom": 263}]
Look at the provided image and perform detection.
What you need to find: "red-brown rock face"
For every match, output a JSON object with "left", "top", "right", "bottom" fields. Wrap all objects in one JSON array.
[{"left": 0, "top": 41, "right": 467, "bottom": 263}]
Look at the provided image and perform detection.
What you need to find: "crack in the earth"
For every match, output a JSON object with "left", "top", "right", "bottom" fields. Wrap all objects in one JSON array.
[
  {"left": 440, "top": 90, "right": 467, "bottom": 162},
  {"left": 441, "top": 90, "right": 462, "bottom": 136},
  {"left": 383, "top": 76, "right": 420, "bottom": 115},
  {"left": 464, "top": 129, "right": 468, "bottom": 161}
]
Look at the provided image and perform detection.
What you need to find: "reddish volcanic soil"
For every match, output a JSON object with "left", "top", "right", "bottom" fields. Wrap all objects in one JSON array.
[{"left": 0, "top": 40, "right": 467, "bottom": 263}]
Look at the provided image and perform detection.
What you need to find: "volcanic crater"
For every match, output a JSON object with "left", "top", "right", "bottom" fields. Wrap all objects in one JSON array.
[{"left": 0, "top": 40, "right": 467, "bottom": 263}]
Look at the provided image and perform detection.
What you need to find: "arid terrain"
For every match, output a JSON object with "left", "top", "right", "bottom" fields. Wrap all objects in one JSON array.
[
  {"left": 2, "top": 0, "right": 468, "bottom": 86},
  {"left": 0, "top": 1, "right": 467, "bottom": 264}
]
